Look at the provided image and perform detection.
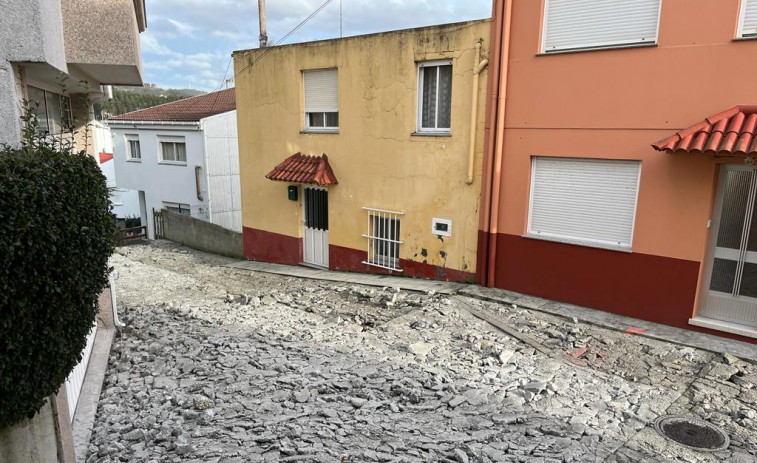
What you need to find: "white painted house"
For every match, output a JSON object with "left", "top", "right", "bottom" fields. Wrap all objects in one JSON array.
[
  {"left": 108, "top": 88, "right": 241, "bottom": 238},
  {"left": 93, "top": 121, "right": 141, "bottom": 221}
]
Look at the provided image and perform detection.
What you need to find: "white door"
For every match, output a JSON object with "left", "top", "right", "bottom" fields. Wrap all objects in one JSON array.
[
  {"left": 302, "top": 186, "right": 329, "bottom": 268},
  {"left": 700, "top": 165, "right": 757, "bottom": 328}
]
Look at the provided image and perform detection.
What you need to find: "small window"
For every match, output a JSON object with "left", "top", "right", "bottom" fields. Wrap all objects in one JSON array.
[
  {"left": 159, "top": 136, "right": 187, "bottom": 164},
  {"left": 542, "top": 0, "right": 661, "bottom": 53},
  {"left": 27, "top": 85, "right": 72, "bottom": 135},
  {"left": 126, "top": 134, "right": 141, "bottom": 161},
  {"left": 163, "top": 202, "right": 190, "bottom": 215},
  {"left": 417, "top": 61, "right": 452, "bottom": 133},
  {"left": 362, "top": 208, "right": 403, "bottom": 271},
  {"left": 738, "top": 0, "right": 757, "bottom": 38},
  {"left": 527, "top": 157, "right": 641, "bottom": 250},
  {"left": 303, "top": 68, "right": 338, "bottom": 132}
]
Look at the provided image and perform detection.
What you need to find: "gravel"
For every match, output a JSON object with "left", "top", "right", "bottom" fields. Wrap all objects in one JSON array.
[{"left": 85, "top": 241, "right": 757, "bottom": 462}]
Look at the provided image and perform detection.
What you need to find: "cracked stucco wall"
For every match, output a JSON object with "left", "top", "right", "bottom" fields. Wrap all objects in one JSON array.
[{"left": 233, "top": 19, "right": 491, "bottom": 275}]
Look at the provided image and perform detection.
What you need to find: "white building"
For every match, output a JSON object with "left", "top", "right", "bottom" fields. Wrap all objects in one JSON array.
[
  {"left": 93, "top": 121, "right": 141, "bottom": 221},
  {"left": 108, "top": 88, "right": 241, "bottom": 238}
]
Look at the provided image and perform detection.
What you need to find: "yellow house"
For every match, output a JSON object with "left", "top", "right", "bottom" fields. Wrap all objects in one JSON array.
[{"left": 233, "top": 19, "right": 490, "bottom": 281}]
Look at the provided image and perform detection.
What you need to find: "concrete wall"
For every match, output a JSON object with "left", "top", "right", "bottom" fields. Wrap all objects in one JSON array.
[
  {"left": 203, "top": 110, "right": 242, "bottom": 233},
  {"left": 163, "top": 209, "right": 243, "bottom": 259},
  {"left": 233, "top": 20, "right": 490, "bottom": 280},
  {"left": 111, "top": 123, "right": 209, "bottom": 238}
]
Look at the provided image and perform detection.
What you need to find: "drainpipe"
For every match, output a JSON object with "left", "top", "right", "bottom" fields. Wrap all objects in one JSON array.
[
  {"left": 466, "top": 41, "right": 489, "bottom": 185},
  {"left": 486, "top": 0, "right": 513, "bottom": 288},
  {"left": 476, "top": 0, "right": 506, "bottom": 285}
]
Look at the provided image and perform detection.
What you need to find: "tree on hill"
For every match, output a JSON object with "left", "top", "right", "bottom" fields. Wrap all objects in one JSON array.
[{"left": 95, "top": 86, "right": 206, "bottom": 119}]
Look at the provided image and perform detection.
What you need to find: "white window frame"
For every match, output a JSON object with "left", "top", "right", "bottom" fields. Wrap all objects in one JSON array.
[
  {"left": 303, "top": 68, "right": 339, "bottom": 133},
  {"left": 158, "top": 136, "right": 187, "bottom": 165},
  {"left": 525, "top": 157, "right": 642, "bottom": 252},
  {"left": 125, "top": 134, "right": 141, "bottom": 162},
  {"left": 540, "top": 0, "right": 662, "bottom": 54},
  {"left": 416, "top": 60, "right": 453, "bottom": 134},
  {"left": 737, "top": 0, "right": 757, "bottom": 38}
]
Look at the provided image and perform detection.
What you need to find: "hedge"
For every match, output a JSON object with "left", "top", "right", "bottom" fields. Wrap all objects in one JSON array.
[{"left": 0, "top": 138, "right": 116, "bottom": 428}]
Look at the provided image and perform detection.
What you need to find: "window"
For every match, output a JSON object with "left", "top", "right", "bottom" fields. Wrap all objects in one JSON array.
[
  {"left": 417, "top": 61, "right": 452, "bottom": 133},
  {"left": 362, "top": 207, "right": 403, "bottom": 271},
  {"left": 303, "top": 68, "right": 339, "bottom": 131},
  {"left": 126, "top": 134, "right": 141, "bottom": 161},
  {"left": 738, "top": 0, "right": 757, "bottom": 38},
  {"left": 27, "top": 85, "right": 72, "bottom": 135},
  {"left": 527, "top": 157, "right": 641, "bottom": 250},
  {"left": 542, "top": 0, "right": 661, "bottom": 53},
  {"left": 159, "top": 136, "right": 187, "bottom": 164},
  {"left": 163, "top": 202, "right": 191, "bottom": 215}
]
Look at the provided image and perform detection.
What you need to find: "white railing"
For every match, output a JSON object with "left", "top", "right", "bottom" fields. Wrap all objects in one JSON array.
[{"left": 362, "top": 207, "right": 404, "bottom": 272}]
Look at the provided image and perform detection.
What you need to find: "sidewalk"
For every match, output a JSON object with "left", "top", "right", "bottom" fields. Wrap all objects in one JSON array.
[{"left": 226, "top": 259, "right": 757, "bottom": 361}]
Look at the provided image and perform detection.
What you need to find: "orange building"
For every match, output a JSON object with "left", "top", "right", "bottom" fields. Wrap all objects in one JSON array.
[{"left": 479, "top": 0, "right": 757, "bottom": 343}]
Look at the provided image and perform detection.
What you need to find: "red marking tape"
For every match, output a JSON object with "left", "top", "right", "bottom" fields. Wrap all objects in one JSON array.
[{"left": 625, "top": 327, "right": 644, "bottom": 335}]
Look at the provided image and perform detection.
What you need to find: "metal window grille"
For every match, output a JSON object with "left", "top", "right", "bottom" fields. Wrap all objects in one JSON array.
[{"left": 362, "top": 207, "right": 404, "bottom": 271}]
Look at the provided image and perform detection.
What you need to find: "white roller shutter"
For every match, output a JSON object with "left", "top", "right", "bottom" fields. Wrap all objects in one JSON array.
[
  {"left": 528, "top": 157, "right": 641, "bottom": 248},
  {"left": 304, "top": 68, "right": 338, "bottom": 113},
  {"left": 542, "top": 0, "right": 661, "bottom": 52},
  {"left": 740, "top": 0, "right": 757, "bottom": 37}
]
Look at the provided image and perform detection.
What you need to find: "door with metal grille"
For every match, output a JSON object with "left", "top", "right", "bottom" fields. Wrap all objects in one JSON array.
[
  {"left": 700, "top": 165, "right": 757, "bottom": 328},
  {"left": 302, "top": 187, "right": 329, "bottom": 268}
]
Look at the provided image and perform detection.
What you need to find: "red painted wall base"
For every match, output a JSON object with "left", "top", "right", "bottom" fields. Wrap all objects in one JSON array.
[
  {"left": 242, "top": 227, "right": 475, "bottom": 283},
  {"left": 480, "top": 231, "right": 757, "bottom": 345}
]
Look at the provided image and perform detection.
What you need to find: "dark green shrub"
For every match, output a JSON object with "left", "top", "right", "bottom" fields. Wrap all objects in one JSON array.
[{"left": 0, "top": 108, "right": 116, "bottom": 428}]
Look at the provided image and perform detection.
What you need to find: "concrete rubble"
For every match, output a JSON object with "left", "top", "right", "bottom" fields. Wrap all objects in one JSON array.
[{"left": 86, "top": 242, "right": 757, "bottom": 462}]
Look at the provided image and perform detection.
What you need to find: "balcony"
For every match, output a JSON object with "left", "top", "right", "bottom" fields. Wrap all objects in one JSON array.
[{"left": 61, "top": 0, "right": 147, "bottom": 86}]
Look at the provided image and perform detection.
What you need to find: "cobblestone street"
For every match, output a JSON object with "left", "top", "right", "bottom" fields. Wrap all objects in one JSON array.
[{"left": 86, "top": 242, "right": 757, "bottom": 462}]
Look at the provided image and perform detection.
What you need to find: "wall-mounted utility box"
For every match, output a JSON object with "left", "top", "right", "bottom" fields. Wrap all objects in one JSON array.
[
  {"left": 288, "top": 185, "right": 298, "bottom": 201},
  {"left": 432, "top": 218, "right": 452, "bottom": 237}
]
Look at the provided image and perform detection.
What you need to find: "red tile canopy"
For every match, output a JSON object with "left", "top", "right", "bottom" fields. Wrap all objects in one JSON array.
[
  {"left": 653, "top": 105, "right": 757, "bottom": 156},
  {"left": 265, "top": 152, "right": 338, "bottom": 186}
]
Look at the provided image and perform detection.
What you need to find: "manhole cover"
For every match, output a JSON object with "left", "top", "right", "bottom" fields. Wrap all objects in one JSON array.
[{"left": 654, "top": 415, "right": 730, "bottom": 452}]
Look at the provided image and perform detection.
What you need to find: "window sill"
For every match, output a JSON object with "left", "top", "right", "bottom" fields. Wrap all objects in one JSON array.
[
  {"left": 159, "top": 161, "right": 187, "bottom": 166},
  {"left": 126, "top": 159, "right": 142, "bottom": 163},
  {"left": 300, "top": 129, "right": 339, "bottom": 135},
  {"left": 522, "top": 232, "right": 632, "bottom": 253},
  {"left": 537, "top": 42, "right": 657, "bottom": 56},
  {"left": 733, "top": 35, "right": 757, "bottom": 42},
  {"left": 411, "top": 131, "right": 451, "bottom": 138}
]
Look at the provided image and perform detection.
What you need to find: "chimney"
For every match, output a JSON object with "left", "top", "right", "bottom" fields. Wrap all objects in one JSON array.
[{"left": 258, "top": 0, "right": 268, "bottom": 47}]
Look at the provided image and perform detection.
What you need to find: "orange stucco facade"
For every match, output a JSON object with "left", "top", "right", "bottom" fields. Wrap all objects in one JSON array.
[{"left": 482, "top": 0, "right": 757, "bottom": 342}]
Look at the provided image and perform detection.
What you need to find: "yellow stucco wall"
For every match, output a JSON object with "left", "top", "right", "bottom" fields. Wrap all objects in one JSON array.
[{"left": 233, "top": 20, "right": 490, "bottom": 275}]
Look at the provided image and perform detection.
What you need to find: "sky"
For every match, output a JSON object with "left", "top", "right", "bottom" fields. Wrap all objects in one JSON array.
[{"left": 141, "top": 0, "right": 493, "bottom": 92}]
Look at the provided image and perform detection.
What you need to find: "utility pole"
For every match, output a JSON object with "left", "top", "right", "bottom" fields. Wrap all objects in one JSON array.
[
  {"left": 258, "top": 0, "right": 268, "bottom": 47},
  {"left": 340, "top": 0, "right": 343, "bottom": 38}
]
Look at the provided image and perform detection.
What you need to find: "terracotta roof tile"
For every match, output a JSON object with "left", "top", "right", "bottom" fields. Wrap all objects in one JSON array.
[
  {"left": 108, "top": 88, "right": 235, "bottom": 122},
  {"left": 266, "top": 153, "right": 338, "bottom": 186},
  {"left": 653, "top": 105, "right": 757, "bottom": 155}
]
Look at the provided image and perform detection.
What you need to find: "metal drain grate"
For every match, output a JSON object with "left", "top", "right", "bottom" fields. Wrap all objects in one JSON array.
[{"left": 654, "top": 415, "right": 730, "bottom": 452}]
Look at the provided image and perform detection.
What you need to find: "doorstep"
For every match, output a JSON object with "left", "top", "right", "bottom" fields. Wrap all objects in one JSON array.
[{"left": 689, "top": 316, "right": 757, "bottom": 341}]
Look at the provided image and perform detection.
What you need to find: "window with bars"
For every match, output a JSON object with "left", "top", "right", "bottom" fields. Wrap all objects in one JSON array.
[
  {"left": 362, "top": 207, "right": 403, "bottom": 271},
  {"left": 126, "top": 134, "right": 141, "bottom": 161},
  {"left": 303, "top": 68, "right": 339, "bottom": 132},
  {"left": 27, "top": 85, "right": 72, "bottom": 135},
  {"left": 417, "top": 60, "right": 452, "bottom": 133},
  {"left": 159, "top": 136, "right": 187, "bottom": 164}
]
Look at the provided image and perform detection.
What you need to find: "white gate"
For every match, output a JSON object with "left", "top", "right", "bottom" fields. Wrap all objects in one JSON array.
[
  {"left": 64, "top": 322, "right": 97, "bottom": 422},
  {"left": 303, "top": 186, "right": 329, "bottom": 268}
]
